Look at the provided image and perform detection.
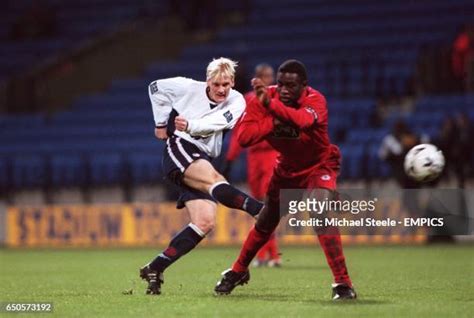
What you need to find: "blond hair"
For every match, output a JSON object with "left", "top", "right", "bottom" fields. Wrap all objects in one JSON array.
[{"left": 206, "top": 57, "right": 238, "bottom": 81}]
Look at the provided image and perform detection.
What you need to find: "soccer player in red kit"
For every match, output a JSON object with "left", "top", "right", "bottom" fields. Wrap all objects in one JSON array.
[
  {"left": 225, "top": 63, "right": 281, "bottom": 267},
  {"left": 215, "top": 59, "right": 356, "bottom": 300}
]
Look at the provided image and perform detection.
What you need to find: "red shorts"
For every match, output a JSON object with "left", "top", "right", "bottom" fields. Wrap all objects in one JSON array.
[{"left": 267, "top": 166, "right": 338, "bottom": 204}]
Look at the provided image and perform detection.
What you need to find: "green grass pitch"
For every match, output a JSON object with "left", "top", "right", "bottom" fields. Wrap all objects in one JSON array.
[{"left": 0, "top": 245, "right": 473, "bottom": 317}]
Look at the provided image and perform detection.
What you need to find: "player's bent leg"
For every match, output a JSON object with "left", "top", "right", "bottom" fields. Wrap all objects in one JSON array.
[
  {"left": 214, "top": 230, "right": 275, "bottom": 295},
  {"left": 140, "top": 200, "right": 214, "bottom": 295},
  {"left": 233, "top": 202, "right": 281, "bottom": 272},
  {"left": 182, "top": 159, "right": 224, "bottom": 192},
  {"left": 255, "top": 201, "right": 281, "bottom": 233},
  {"left": 183, "top": 159, "right": 264, "bottom": 217},
  {"left": 187, "top": 199, "right": 217, "bottom": 234},
  {"left": 215, "top": 202, "right": 281, "bottom": 295}
]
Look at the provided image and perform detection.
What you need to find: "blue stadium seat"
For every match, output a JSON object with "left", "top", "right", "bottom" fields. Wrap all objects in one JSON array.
[
  {"left": 50, "top": 154, "right": 86, "bottom": 187},
  {"left": 367, "top": 143, "right": 391, "bottom": 179},
  {"left": 0, "top": 115, "right": 45, "bottom": 131},
  {"left": 11, "top": 155, "right": 47, "bottom": 188},
  {"left": 89, "top": 153, "right": 124, "bottom": 185},
  {"left": 339, "top": 145, "right": 365, "bottom": 179},
  {"left": 129, "top": 153, "right": 163, "bottom": 184},
  {"left": 1, "top": 0, "right": 165, "bottom": 79}
]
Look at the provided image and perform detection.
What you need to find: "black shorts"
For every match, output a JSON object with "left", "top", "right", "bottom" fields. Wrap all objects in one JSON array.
[{"left": 162, "top": 136, "right": 216, "bottom": 209}]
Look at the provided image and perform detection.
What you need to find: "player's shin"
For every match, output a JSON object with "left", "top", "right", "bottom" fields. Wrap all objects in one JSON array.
[
  {"left": 232, "top": 225, "right": 273, "bottom": 272},
  {"left": 147, "top": 223, "right": 205, "bottom": 273},
  {"left": 209, "top": 181, "right": 264, "bottom": 217},
  {"left": 316, "top": 227, "right": 352, "bottom": 287}
]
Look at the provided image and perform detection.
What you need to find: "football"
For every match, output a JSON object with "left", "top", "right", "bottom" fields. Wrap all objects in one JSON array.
[{"left": 404, "top": 144, "right": 445, "bottom": 182}]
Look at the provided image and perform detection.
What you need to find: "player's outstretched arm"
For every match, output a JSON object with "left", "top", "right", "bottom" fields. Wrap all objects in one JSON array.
[
  {"left": 237, "top": 106, "right": 274, "bottom": 147},
  {"left": 249, "top": 77, "right": 319, "bottom": 132},
  {"left": 250, "top": 79, "right": 327, "bottom": 129},
  {"left": 266, "top": 97, "right": 321, "bottom": 129},
  {"left": 183, "top": 95, "right": 245, "bottom": 137}
]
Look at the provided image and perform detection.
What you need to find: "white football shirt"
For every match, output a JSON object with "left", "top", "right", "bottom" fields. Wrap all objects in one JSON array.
[{"left": 149, "top": 77, "right": 245, "bottom": 157}]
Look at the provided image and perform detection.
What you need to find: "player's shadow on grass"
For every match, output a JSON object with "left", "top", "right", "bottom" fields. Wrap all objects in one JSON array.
[
  {"left": 273, "top": 264, "right": 327, "bottom": 271},
  {"left": 216, "top": 294, "right": 389, "bottom": 305},
  {"left": 311, "top": 299, "right": 389, "bottom": 306}
]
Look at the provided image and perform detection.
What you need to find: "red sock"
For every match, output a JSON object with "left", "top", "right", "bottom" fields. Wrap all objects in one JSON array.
[
  {"left": 232, "top": 226, "right": 272, "bottom": 272},
  {"left": 256, "top": 232, "right": 275, "bottom": 261},
  {"left": 317, "top": 228, "right": 352, "bottom": 286}
]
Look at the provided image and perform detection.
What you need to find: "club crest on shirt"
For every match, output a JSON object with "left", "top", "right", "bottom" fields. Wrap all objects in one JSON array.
[
  {"left": 223, "top": 110, "right": 233, "bottom": 123},
  {"left": 271, "top": 124, "right": 300, "bottom": 139},
  {"left": 149, "top": 81, "right": 158, "bottom": 94}
]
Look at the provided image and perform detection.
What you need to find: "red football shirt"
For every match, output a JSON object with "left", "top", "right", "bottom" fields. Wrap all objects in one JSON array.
[
  {"left": 237, "top": 86, "right": 341, "bottom": 178},
  {"left": 227, "top": 91, "right": 277, "bottom": 161}
]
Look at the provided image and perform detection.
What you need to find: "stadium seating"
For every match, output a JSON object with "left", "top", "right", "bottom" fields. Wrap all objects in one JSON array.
[
  {"left": 0, "top": 0, "right": 169, "bottom": 80},
  {"left": 1, "top": 0, "right": 473, "bottom": 192},
  {"left": 11, "top": 155, "right": 48, "bottom": 189},
  {"left": 50, "top": 154, "right": 86, "bottom": 187},
  {"left": 11, "top": 91, "right": 471, "bottom": 186}
]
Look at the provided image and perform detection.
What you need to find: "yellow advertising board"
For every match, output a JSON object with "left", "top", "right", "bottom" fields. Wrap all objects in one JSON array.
[
  {"left": 5, "top": 203, "right": 256, "bottom": 247},
  {"left": 5, "top": 202, "right": 425, "bottom": 247}
]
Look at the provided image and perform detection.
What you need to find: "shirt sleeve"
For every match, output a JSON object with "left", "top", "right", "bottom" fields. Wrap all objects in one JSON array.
[
  {"left": 186, "top": 93, "right": 245, "bottom": 137},
  {"left": 238, "top": 97, "right": 274, "bottom": 147},
  {"left": 149, "top": 77, "right": 192, "bottom": 127},
  {"left": 266, "top": 92, "right": 326, "bottom": 129}
]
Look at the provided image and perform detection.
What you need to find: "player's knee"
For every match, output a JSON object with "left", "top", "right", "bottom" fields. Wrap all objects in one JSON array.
[
  {"left": 194, "top": 215, "right": 216, "bottom": 234},
  {"left": 255, "top": 222, "right": 275, "bottom": 234},
  {"left": 191, "top": 170, "right": 225, "bottom": 193},
  {"left": 204, "top": 172, "right": 226, "bottom": 192},
  {"left": 210, "top": 171, "right": 225, "bottom": 184}
]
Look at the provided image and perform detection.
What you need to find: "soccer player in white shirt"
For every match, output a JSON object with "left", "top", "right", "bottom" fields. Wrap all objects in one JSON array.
[{"left": 140, "top": 57, "right": 264, "bottom": 295}]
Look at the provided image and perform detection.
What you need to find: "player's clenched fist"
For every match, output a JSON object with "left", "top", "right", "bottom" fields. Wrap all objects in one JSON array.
[
  {"left": 251, "top": 77, "right": 270, "bottom": 107},
  {"left": 175, "top": 116, "right": 188, "bottom": 132}
]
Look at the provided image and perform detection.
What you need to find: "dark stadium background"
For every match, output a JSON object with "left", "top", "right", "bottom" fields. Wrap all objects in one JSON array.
[
  {"left": 0, "top": 1, "right": 473, "bottom": 316},
  {"left": 0, "top": 0, "right": 473, "bottom": 206}
]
